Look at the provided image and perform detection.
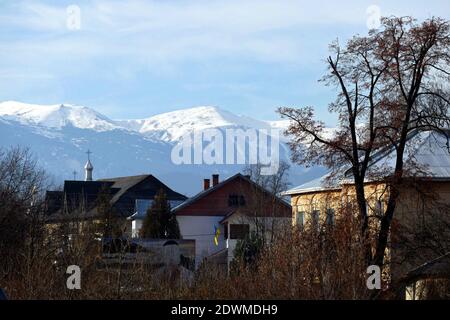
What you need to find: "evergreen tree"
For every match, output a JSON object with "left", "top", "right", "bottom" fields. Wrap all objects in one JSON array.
[
  {"left": 140, "top": 206, "right": 160, "bottom": 238},
  {"left": 232, "top": 231, "right": 263, "bottom": 268},
  {"left": 140, "top": 189, "right": 180, "bottom": 239}
]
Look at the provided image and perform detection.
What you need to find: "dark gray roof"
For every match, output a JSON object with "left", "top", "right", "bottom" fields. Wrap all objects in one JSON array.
[
  {"left": 98, "top": 175, "right": 152, "bottom": 204},
  {"left": 46, "top": 174, "right": 187, "bottom": 222}
]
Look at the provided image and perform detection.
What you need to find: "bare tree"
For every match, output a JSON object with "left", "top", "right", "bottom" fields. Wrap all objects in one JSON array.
[
  {"left": 0, "top": 146, "right": 57, "bottom": 297},
  {"left": 0, "top": 147, "right": 48, "bottom": 269},
  {"left": 278, "top": 17, "right": 450, "bottom": 273},
  {"left": 242, "top": 161, "right": 291, "bottom": 243}
]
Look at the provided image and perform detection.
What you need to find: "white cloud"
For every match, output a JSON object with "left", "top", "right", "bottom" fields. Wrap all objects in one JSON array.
[
  {"left": 1, "top": 0, "right": 449, "bottom": 111},
  {"left": 0, "top": 0, "right": 366, "bottom": 66},
  {"left": 0, "top": 2, "right": 67, "bottom": 31},
  {"left": 2, "top": 0, "right": 449, "bottom": 68}
]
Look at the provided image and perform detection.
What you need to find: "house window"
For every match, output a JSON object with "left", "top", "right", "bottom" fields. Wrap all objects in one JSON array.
[
  {"left": 326, "top": 208, "right": 335, "bottom": 226},
  {"left": 229, "top": 224, "right": 250, "bottom": 239},
  {"left": 375, "top": 200, "right": 384, "bottom": 217},
  {"left": 228, "top": 194, "right": 246, "bottom": 207},
  {"left": 296, "top": 210, "right": 305, "bottom": 229},
  {"left": 312, "top": 210, "right": 320, "bottom": 230}
]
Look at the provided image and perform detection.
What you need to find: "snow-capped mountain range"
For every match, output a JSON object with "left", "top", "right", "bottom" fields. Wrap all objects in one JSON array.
[
  {"left": 115, "top": 106, "right": 288, "bottom": 143},
  {"left": 0, "top": 101, "right": 120, "bottom": 131},
  {"left": 0, "top": 101, "right": 326, "bottom": 195}
]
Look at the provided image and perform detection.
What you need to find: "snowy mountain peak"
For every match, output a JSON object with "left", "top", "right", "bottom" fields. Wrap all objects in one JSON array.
[
  {"left": 0, "top": 101, "right": 119, "bottom": 131},
  {"left": 117, "top": 105, "right": 273, "bottom": 142},
  {"left": 0, "top": 101, "right": 325, "bottom": 194}
]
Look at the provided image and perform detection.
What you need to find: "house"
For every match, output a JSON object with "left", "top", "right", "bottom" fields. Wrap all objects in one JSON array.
[
  {"left": 170, "top": 173, "right": 292, "bottom": 269},
  {"left": 283, "top": 129, "right": 450, "bottom": 295},
  {"left": 45, "top": 157, "right": 187, "bottom": 237}
]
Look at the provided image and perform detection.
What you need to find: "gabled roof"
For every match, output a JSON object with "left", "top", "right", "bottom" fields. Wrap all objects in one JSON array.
[
  {"left": 172, "top": 173, "right": 291, "bottom": 214},
  {"left": 171, "top": 173, "right": 243, "bottom": 213},
  {"left": 46, "top": 174, "right": 187, "bottom": 221},
  {"left": 99, "top": 174, "right": 186, "bottom": 201},
  {"left": 284, "top": 129, "right": 450, "bottom": 196},
  {"left": 366, "top": 129, "right": 450, "bottom": 179},
  {"left": 283, "top": 173, "right": 340, "bottom": 196}
]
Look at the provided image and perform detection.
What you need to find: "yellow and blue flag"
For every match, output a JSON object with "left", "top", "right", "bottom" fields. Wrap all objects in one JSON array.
[{"left": 214, "top": 226, "right": 220, "bottom": 246}]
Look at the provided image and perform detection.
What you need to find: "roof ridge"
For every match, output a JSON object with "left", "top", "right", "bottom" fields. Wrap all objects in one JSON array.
[{"left": 98, "top": 174, "right": 151, "bottom": 181}]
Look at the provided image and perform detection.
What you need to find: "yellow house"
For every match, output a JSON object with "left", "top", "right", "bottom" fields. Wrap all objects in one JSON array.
[{"left": 284, "top": 129, "right": 450, "bottom": 298}]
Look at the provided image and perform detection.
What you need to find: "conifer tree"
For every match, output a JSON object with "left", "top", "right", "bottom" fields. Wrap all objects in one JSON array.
[{"left": 140, "top": 189, "right": 180, "bottom": 239}]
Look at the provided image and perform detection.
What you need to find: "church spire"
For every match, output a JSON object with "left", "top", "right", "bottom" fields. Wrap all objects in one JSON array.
[{"left": 84, "top": 149, "right": 93, "bottom": 181}]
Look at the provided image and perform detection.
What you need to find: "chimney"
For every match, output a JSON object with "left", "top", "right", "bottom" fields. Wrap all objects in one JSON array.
[
  {"left": 212, "top": 174, "right": 219, "bottom": 186},
  {"left": 203, "top": 179, "right": 210, "bottom": 190}
]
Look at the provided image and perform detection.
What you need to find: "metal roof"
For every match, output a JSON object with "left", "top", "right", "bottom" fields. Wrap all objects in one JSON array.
[{"left": 284, "top": 129, "right": 450, "bottom": 196}]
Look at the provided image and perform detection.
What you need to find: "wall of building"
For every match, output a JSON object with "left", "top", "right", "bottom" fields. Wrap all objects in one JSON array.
[
  {"left": 175, "top": 176, "right": 291, "bottom": 217},
  {"left": 289, "top": 180, "right": 450, "bottom": 285},
  {"left": 389, "top": 181, "right": 450, "bottom": 281},
  {"left": 223, "top": 211, "right": 291, "bottom": 267},
  {"left": 176, "top": 215, "right": 226, "bottom": 268},
  {"left": 290, "top": 183, "right": 389, "bottom": 228}
]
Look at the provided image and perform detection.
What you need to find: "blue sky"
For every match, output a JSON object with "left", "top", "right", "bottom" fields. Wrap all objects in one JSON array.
[{"left": 1, "top": 0, "right": 449, "bottom": 124}]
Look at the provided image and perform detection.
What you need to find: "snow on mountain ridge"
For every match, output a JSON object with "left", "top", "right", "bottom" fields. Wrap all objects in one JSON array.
[
  {"left": 0, "top": 102, "right": 296, "bottom": 144},
  {"left": 117, "top": 105, "right": 279, "bottom": 142},
  {"left": 0, "top": 101, "right": 119, "bottom": 132}
]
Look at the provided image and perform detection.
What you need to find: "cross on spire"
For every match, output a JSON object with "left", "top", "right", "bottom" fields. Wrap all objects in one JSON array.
[
  {"left": 72, "top": 170, "right": 77, "bottom": 180},
  {"left": 86, "top": 149, "right": 92, "bottom": 161},
  {"left": 84, "top": 149, "right": 94, "bottom": 181}
]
